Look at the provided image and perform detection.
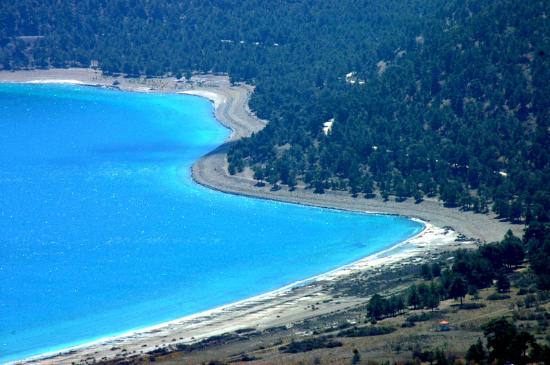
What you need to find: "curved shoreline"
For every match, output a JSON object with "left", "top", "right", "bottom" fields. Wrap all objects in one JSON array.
[
  {"left": 0, "top": 68, "right": 521, "bottom": 364},
  {"left": 187, "top": 85, "right": 521, "bottom": 244},
  {"left": 10, "top": 221, "right": 428, "bottom": 365},
  {"left": 0, "top": 68, "right": 526, "bottom": 241}
]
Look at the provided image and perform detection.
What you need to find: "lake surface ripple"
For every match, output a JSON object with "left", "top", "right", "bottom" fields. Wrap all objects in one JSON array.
[{"left": 0, "top": 84, "right": 423, "bottom": 362}]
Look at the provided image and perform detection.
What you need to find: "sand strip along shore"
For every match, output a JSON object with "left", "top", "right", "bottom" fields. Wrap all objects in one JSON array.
[
  {"left": 0, "top": 68, "right": 521, "bottom": 364},
  {"left": 13, "top": 222, "right": 452, "bottom": 365}
]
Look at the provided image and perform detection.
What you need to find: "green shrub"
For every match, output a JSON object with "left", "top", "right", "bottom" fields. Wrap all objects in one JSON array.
[
  {"left": 338, "top": 326, "right": 396, "bottom": 337},
  {"left": 406, "top": 312, "right": 435, "bottom": 323},
  {"left": 487, "top": 293, "right": 511, "bottom": 301},
  {"left": 279, "top": 337, "right": 342, "bottom": 353}
]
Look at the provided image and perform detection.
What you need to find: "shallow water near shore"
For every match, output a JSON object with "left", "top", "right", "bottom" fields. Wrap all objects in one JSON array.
[{"left": 0, "top": 83, "right": 423, "bottom": 362}]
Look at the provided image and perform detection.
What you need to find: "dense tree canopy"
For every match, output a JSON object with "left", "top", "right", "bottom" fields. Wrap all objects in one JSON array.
[{"left": 1, "top": 0, "right": 549, "bottom": 221}]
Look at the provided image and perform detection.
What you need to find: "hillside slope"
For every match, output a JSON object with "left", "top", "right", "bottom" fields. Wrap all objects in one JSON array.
[{"left": 1, "top": 0, "right": 548, "bottom": 221}]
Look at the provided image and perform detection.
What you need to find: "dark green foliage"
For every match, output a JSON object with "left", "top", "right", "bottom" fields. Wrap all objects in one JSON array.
[
  {"left": 234, "top": 327, "right": 256, "bottom": 334},
  {"left": 524, "top": 223, "right": 550, "bottom": 290},
  {"left": 500, "top": 230, "right": 525, "bottom": 269},
  {"left": 219, "top": 0, "right": 550, "bottom": 222},
  {"left": 366, "top": 282, "right": 441, "bottom": 322},
  {"left": 433, "top": 349, "right": 450, "bottom": 365},
  {"left": 405, "top": 311, "right": 435, "bottom": 323},
  {"left": 174, "top": 333, "right": 242, "bottom": 353},
  {"left": 466, "top": 338, "right": 487, "bottom": 364},
  {"left": 431, "top": 263, "right": 442, "bottom": 277},
  {"left": 496, "top": 272, "right": 511, "bottom": 293},
  {"left": 406, "top": 228, "right": 544, "bottom": 310},
  {"left": 367, "top": 294, "right": 387, "bottom": 320},
  {"left": 421, "top": 263, "right": 433, "bottom": 280},
  {"left": 407, "top": 285, "right": 421, "bottom": 310},
  {"left": 236, "top": 353, "right": 257, "bottom": 362},
  {"left": 517, "top": 287, "right": 529, "bottom": 295},
  {"left": 404, "top": 282, "right": 441, "bottom": 311},
  {"left": 450, "top": 232, "right": 525, "bottom": 291},
  {"left": 449, "top": 276, "right": 468, "bottom": 305},
  {"left": 338, "top": 326, "right": 396, "bottom": 337},
  {"left": 482, "top": 318, "right": 543, "bottom": 365},
  {"left": 523, "top": 294, "right": 538, "bottom": 308},
  {"left": 1, "top": 1, "right": 548, "bottom": 222},
  {"left": 279, "top": 337, "right": 342, "bottom": 353},
  {"left": 366, "top": 293, "right": 405, "bottom": 320},
  {"left": 412, "top": 347, "right": 450, "bottom": 365}
]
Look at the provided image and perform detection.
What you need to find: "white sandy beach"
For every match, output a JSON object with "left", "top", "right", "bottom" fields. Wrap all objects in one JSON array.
[
  {"left": 0, "top": 68, "right": 521, "bottom": 364},
  {"left": 11, "top": 222, "right": 456, "bottom": 365},
  {"left": 178, "top": 90, "right": 226, "bottom": 110}
]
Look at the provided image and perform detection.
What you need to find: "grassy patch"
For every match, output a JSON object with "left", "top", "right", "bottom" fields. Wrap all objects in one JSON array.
[
  {"left": 451, "top": 303, "right": 487, "bottom": 310},
  {"left": 487, "top": 293, "right": 511, "bottom": 301}
]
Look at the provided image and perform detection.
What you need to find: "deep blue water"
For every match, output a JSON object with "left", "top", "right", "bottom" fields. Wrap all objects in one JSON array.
[{"left": 0, "top": 84, "right": 423, "bottom": 362}]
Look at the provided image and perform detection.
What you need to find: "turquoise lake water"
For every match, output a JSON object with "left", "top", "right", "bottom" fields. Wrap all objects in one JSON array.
[{"left": 0, "top": 84, "right": 424, "bottom": 362}]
